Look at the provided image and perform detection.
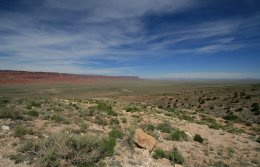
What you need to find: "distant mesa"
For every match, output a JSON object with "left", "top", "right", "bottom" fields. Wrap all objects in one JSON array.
[{"left": 0, "top": 70, "right": 140, "bottom": 85}]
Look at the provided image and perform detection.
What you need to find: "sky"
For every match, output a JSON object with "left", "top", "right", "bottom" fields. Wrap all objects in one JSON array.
[{"left": 0, "top": 0, "right": 260, "bottom": 79}]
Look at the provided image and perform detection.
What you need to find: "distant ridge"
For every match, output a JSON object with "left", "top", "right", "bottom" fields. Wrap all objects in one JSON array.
[{"left": 0, "top": 70, "right": 140, "bottom": 85}]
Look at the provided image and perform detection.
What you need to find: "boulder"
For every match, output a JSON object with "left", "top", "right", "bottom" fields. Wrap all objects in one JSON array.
[{"left": 134, "top": 128, "right": 156, "bottom": 151}]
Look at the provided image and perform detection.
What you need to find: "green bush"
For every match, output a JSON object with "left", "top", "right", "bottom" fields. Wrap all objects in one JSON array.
[
  {"left": 126, "top": 129, "right": 135, "bottom": 150},
  {"left": 199, "top": 116, "right": 222, "bottom": 130},
  {"left": 0, "top": 97, "right": 10, "bottom": 107},
  {"left": 50, "top": 114, "right": 70, "bottom": 124},
  {"left": 107, "top": 110, "right": 117, "bottom": 116},
  {"left": 251, "top": 102, "right": 260, "bottom": 115},
  {"left": 143, "top": 124, "right": 155, "bottom": 131},
  {"left": 153, "top": 148, "right": 167, "bottom": 159},
  {"left": 14, "top": 125, "right": 27, "bottom": 137},
  {"left": 91, "top": 101, "right": 117, "bottom": 116},
  {"left": 168, "top": 148, "right": 184, "bottom": 165},
  {"left": 110, "top": 118, "right": 120, "bottom": 126},
  {"left": 256, "top": 136, "right": 260, "bottom": 143},
  {"left": 223, "top": 113, "right": 239, "bottom": 121},
  {"left": 95, "top": 116, "right": 108, "bottom": 125},
  {"left": 210, "top": 161, "right": 230, "bottom": 167},
  {"left": 157, "top": 122, "right": 173, "bottom": 133},
  {"left": 27, "top": 101, "right": 41, "bottom": 109},
  {"left": 194, "top": 134, "right": 204, "bottom": 143},
  {"left": 153, "top": 148, "right": 184, "bottom": 165},
  {"left": 16, "top": 133, "right": 116, "bottom": 167},
  {"left": 109, "top": 129, "right": 124, "bottom": 139},
  {"left": 125, "top": 106, "right": 139, "bottom": 113},
  {"left": 27, "top": 110, "right": 39, "bottom": 117},
  {"left": 168, "top": 129, "right": 188, "bottom": 141},
  {"left": 121, "top": 117, "right": 127, "bottom": 123},
  {"left": 0, "top": 107, "right": 24, "bottom": 120}
]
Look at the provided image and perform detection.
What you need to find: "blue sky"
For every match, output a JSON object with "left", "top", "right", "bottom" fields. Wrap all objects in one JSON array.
[{"left": 0, "top": 0, "right": 260, "bottom": 79}]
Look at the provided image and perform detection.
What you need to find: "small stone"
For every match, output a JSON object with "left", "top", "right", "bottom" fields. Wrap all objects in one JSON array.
[
  {"left": 1, "top": 125, "right": 10, "bottom": 131},
  {"left": 185, "top": 131, "right": 192, "bottom": 138}
]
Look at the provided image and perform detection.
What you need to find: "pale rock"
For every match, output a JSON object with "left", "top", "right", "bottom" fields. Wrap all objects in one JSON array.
[
  {"left": 134, "top": 128, "right": 156, "bottom": 152},
  {"left": 1, "top": 125, "right": 10, "bottom": 131}
]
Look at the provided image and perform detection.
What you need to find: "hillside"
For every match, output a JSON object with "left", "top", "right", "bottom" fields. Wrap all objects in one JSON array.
[{"left": 0, "top": 70, "right": 140, "bottom": 85}]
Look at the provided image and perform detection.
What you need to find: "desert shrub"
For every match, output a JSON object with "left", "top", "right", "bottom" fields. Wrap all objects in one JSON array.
[
  {"left": 18, "top": 140, "right": 40, "bottom": 153},
  {"left": 153, "top": 148, "right": 184, "bottom": 165},
  {"left": 168, "top": 148, "right": 184, "bottom": 165},
  {"left": 210, "top": 161, "right": 230, "bottom": 167},
  {"left": 78, "top": 122, "right": 89, "bottom": 133},
  {"left": 233, "top": 92, "right": 238, "bottom": 98},
  {"left": 199, "top": 116, "right": 222, "bottom": 130},
  {"left": 153, "top": 148, "right": 167, "bottom": 159},
  {"left": 125, "top": 106, "right": 139, "bottom": 113},
  {"left": 256, "top": 136, "right": 260, "bottom": 143},
  {"left": 91, "top": 101, "right": 117, "bottom": 116},
  {"left": 109, "top": 129, "right": 124, "bottom": 139},
  {"left": 235, "top": 107, "right": 243, "bottom": 112},
  {"left": 83, "top": 108, "right": 96, "bottom": 116},
  {"left": 50, "top": 114, "right": 70, "bottom": 124},
  {"left": 27, "top": 100, "right": 41, "bottom": 109},
  {"left": 17, "top": 133, "right": 116, "bottom": 167},
  {"left": 168, "top": 129, "right": 188, "bottom": 141},
  {"left": 143, "top": 123, "right": 155, "bottom": 131},
  {"left": 251, "top": 102, "right": 260, "bottom": 115},
  {"left": 110, "top": 118, "right": 120, "bottom": 126},
  {"left": 194, "top": 134, "right": 204, "bottom": 143},
  {"left": 223, "top": 122, "right": 244, "bottom": 134},
  {"left": 0, "top": 97, "right": 10, "bottom": 106},
  {"left": 121, "top": 117, "right": 127, "bottom": 123},
  {"left": 223, "top": 113, "right": 239, "bottom": 121},
  {"left": 107, "top": 109, "right": 117, "bottom": 116},
  {"left": 27, "top": 110, "right": 39, "bottom": 117},
  {"left": 95, "top": 116, "right": 108, "bottom": 125},
  {"left": 245, "top": 95, "right": 251, "bottom": 99},
  {"left": 0, "top": 107, "right": 24, "bottom": 120},
  {"left": 126, "top": 129, "right": 135, "bottom": 150},
  {"left": 233, "top": 99, "right": 239, "bottom": 103},
  {"left": 157, "top": 122, "right": 173, "bottom": 133},
  {"left": 240, "top": 92, "right": 246, "bottom": 96},
  {"left": 14, "top": 125, "right": 28, "bottom": 137}
]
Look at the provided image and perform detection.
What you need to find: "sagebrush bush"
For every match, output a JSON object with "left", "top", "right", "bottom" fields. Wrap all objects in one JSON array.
[
  {"left": 125, "top": 106, "right": 139, "bottom": 113},
  {"left": 110, "top": 118, "right": 120, "bottom": 126},
  {"left": 194, "top": 134, "right": 204, "bottom": 143},
  {"left": 143, "top": 123, "right": 155, "bottom": 131},
  {"left": 168, "top": 148, "right": 184, "bottom": 165},
  {"left": 0, "top": 107, "right": 24, "bottom": 120},
  {"left": 27, "top": 110, "right": 39, "bottom": 117},
  {"left": 16, "top": 133, "right": 116, "bottom": 167},
  {"left": 27, "top": 100, "right": 41, "bottom": 109},
  {"left": 50, "top": 114, "right": 70, "bottom": 124},
  {"left": 14, "top": 125, "right": 28, "bottom": 137},
  {"left": 109, "top": 129, "right": 124, "bottom": 139},
  {"left": 251, "top": 102, "right": 260, "bottom": 115},
  {"left": 157, "top": 122, "right": 173, "bottom": 133},
  {"left": 90, "top": 101, "right": 118, "bottom": 116},
  {"left": 153, "top": 148, "right": 166, "bottom": 159},
  {"left": 168, "top": 129, "right": 188, "bottom": 141},
  {"left": 223, "top": 113, "right": 238, "bottom": 121},
  {"left": 153, "top": 148, "right": 184, "bottom": 165}
]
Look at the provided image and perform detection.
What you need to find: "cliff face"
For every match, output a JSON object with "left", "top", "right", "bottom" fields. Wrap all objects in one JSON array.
[{"left": 0, "top": 70, "right": 140, "bottom": 84}]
